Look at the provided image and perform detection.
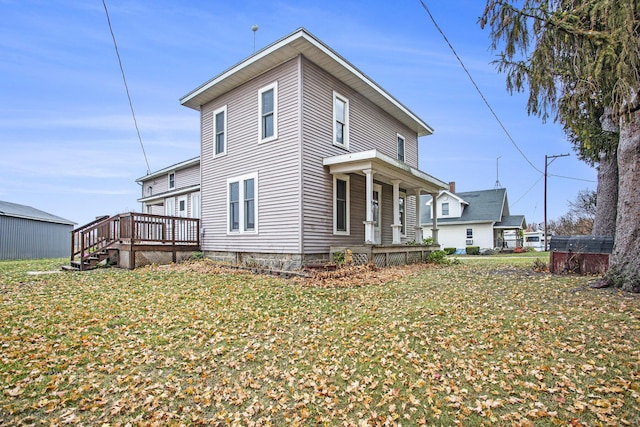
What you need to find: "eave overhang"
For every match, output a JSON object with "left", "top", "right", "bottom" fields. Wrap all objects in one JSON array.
[
  {"left": 323, "top": 149, "right": 447, "bottom": 193},
  {"left": 137, "top": 184, "right": 201, "bottom": 204},
  {"left": 180, "top": 28, "right": 433, "bottom": 137}
]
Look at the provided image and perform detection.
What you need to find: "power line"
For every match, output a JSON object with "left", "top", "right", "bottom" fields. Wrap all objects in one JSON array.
[
  {"left": 511, "top": 176, "right": 543, "bottom": 206},
  {"left": 102, "top": 0, "right": 151, "bottom": 175},
  {"left": 548, "top": 173, "right": 595, "bottom": 183},
  {"left": 419, "top": 0, "right": 543, "bottom": 175}
]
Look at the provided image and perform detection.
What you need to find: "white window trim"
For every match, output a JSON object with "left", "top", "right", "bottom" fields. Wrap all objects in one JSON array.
[
  {"left": 227, "top": 172, "right": 259, "bottom": 234},
  {"left": 168, "top": 172, "right": 175, "bottom": 190},
  {"left": 333, "top": 91, "right": 349, "bottom": 149},
  {"left": 442, "top": 202, "right": 449, "bottom": 217},
  {"left": 397, "top": 133, "right": 405, "bottom": 162},
  {"left": 213, "top": 105, "right": 227, "bottom": 158},
  {"left": 258, "top": 82, "right": 278, "bottom": 144},
  {"left": 333, "top": 174, "right": 350, "bottom": 235}
]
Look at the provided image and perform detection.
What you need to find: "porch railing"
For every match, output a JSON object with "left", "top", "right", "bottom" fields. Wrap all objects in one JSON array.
[{"left": 71, "top": 213, "right": 200, "bottom": 269}]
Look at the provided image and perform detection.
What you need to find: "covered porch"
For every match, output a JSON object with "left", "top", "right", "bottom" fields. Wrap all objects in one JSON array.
[{"left": 323, "top": 149, "right": 448, "bottom": 247}]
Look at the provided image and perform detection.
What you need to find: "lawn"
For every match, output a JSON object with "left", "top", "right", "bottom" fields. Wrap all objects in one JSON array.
[{"left": 1, "top": 257, "right": 638, "bottom": 426}]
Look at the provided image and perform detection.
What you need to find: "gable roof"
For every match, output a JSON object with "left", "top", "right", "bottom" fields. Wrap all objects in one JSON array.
[
  {"left": 425, "top": 190, "right": 468, "bottom": 206},
  {"left": 180, "top": 28, "right": 433, "bottom": 136},
  {"left": 0, "top": 200, "right": 75, "bottom": 225},
  {"left": 422, "top": 188, "right": 508, "bottom": 224}
]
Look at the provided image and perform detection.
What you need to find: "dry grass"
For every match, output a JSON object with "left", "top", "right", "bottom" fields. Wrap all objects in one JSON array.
[{"left": 1, "top": 257, "right": 638, "bottom": 426}]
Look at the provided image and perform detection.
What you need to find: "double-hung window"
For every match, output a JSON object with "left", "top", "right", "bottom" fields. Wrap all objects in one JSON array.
[
  {"left": 213, "top": 105, "right": 227, "bottom": 157},
  {"left": 168, "top": 172, "right": 175, "bottom": 190},
  {"left": 466, "top": 228, "right": 473, "bottom": 239},
  {"left": 258, "top": 82, "right": 278, "bottom": 143},
  {"left": 333, "top": 92, "right": 349, "bottom": 149},
  {"left": 333, "top": 174, "right": 350, "bottom": 235},
  {"left": 228, "top": 173, "right": 258, "bottom": 233},
  {"left": 442, "top": 202, "right": 449, "bottom": 216},
  {"left": 397, "top": 134, "right": 405, "bottom": 162}
]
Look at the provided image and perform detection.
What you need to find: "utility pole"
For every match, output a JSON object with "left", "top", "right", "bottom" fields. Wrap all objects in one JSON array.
[{"left": 544, "top": 153, "right": 570, "bottom": 251}]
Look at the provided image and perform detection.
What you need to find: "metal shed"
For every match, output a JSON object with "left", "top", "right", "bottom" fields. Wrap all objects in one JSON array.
[
  {"left": 0, "top": 201, "right": 76, "bottom": 260},
  {"left": 549, "top": 235, "right": 614, "bottom": 275}
]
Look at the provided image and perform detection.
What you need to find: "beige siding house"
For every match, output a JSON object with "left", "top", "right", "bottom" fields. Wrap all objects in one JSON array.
[
  {"left": 136, "top": 157, "right": 201, "bottom": 219},
  {"left": 173, "top": 28, "right": 447, "bottom": 269}
]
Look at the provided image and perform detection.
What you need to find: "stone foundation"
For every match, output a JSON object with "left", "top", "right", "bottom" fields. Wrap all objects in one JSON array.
[{"left": 203, "top": 251, "right": 331, "bottom": 271}]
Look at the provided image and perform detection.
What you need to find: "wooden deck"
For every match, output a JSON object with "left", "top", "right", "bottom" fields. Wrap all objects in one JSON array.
[{"left": 68, "top": 213, "right": 200, "bottom": 270}]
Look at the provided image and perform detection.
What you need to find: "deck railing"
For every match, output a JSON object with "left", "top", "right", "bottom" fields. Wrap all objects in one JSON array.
[{"left": 71, "top": 213, "right": 200, "bottom": 269}]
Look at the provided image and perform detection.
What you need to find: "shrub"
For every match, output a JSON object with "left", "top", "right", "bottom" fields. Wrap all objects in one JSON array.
[
  {"left": 427, "top": 250, "right": 449, "bottom": 265},
  {"left": 444, "top": 247, "right": 456, "bottom": 255},
  {"left": 190, "top": 251, "right": 205, "bottom": 260},
  {"left": 422, "top": 237, "right": 435, "bottom": 246},
  {"left": 466, "top": 246, "right": 480, "bottom": 255},
  {"left": 332, "top": 251, "right": 345, "bottom": 265}
]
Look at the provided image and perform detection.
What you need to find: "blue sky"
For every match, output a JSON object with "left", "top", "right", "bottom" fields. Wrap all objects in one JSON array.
[{"left": 0, "top": 0, "right": 596, "bottom": 226}]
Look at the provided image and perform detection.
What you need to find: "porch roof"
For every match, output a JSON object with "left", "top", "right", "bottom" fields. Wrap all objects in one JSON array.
[
  {"left": 137, "top": 184, "right": 201, "bottom": 205},
  {"left": 323, "top": 150, "right": 448, "bottom": 193}
]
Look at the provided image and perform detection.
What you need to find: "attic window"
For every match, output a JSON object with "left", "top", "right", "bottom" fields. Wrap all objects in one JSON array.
[
  {"left": 168, "top": 172, "right": 175, "bottom": 190},
  {"left": 442, "top": 202, "right": 449, "bottom": 216}
]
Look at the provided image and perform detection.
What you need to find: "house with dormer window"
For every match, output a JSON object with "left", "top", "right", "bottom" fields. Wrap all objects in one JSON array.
[{"left": 421, "top": 184, "right": 526, "bottom": 251}]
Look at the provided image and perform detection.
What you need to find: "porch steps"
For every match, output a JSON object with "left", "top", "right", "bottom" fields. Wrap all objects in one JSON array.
[{"left": 63, "top": 249, "right": 119, "bottom": 271}]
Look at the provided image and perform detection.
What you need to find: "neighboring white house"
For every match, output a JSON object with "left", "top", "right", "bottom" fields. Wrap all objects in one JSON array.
[{"left": 421, "top": 185, "right": 526, "bottom": 250}]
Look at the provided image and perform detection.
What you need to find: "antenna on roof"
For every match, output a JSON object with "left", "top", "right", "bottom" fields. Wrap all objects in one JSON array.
[
  {"left": 494, "top": 156, "right": 502, "bottom": 189},
  {"left": 252, "top": 25, "right": 259, "bottom": 52}
]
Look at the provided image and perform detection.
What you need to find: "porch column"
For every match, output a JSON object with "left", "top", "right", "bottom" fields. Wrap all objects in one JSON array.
[
  {"left": 391, "top": 180, "right": 402, "bottom": 244},
  {"left": 363, "top": 169, "right": 375, "bottom": 244},
  {"left": 414, "top": 188, "right": 423, "bottom": 242},
  {"left": 429, "top": 192, "right": 439, "bottom": 245}
]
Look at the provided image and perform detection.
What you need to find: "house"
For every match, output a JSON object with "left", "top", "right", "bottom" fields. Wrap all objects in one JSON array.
[
  {"left": 174, "top": 28, "right": 448, "bottom": 269},
  {"left": 136, "top": 156, "right": 201, "bottom": 218},
  {"left": 0, "top": 200, "right": 75, "bottom": 260},
  {"left": 421, "top": 185, "right": 526, "bottom": 251}
]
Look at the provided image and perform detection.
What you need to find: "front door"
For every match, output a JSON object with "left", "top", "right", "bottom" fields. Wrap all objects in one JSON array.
[{"left": 373, "top": 184, "right": 382, "bottom": 244}]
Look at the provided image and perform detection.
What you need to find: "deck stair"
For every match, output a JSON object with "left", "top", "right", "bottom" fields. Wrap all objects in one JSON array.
[{"left": 64, "top": 212, "right": 200, "bottom": 271}]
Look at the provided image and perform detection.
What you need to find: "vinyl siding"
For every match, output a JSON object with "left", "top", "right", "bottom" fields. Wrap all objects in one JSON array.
[
  {"left": 423, "top": 222, "right": 495, "bottom": 250},
  {"left": 140, "top": 163, "right": 201, "bottom": 217},
  {"left": 140, "top": 163, "right": 199, "bottom": 196},
  {"left": 301, "top": 58, "right": 421, "bottom": 253},
  {"left": 200, "top": 58, "right": 301, "bottom": 253}
]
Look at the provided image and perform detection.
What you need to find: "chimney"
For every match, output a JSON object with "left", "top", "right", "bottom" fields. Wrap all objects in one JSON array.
[{"left": 449, "top": 181, "right": 456, "bottom": 193}]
